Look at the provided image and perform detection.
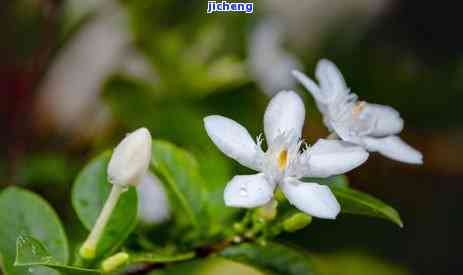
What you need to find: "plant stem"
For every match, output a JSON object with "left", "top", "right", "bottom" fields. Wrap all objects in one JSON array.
[{"left": 80, "top": 184, "right": 125, "bottom": 259}]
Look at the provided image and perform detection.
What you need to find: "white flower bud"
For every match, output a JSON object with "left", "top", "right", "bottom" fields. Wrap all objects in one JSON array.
[{"left": 107, "top": 127, "right": 152, "bottom": 187}]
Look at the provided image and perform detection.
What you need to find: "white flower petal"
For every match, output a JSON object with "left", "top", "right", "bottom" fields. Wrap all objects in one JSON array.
[
  {"left": 363, "top": 136, "right": 423, "bottom": 164},
  {"left": 291, "top": 70, "right": 326, "bottom": 103},
  {"left": 264, "top": 90, "right": 305, "bottom": 143},
  {"left": 303, "top": 139, "right": 369, "bottom": 177},
  {"left": 315, "top": 59, "right": 349, "bottom": 100},
  {"left": 137, "top": 172, "right": 170, "bottom": 225},
  {"left": 108, "top": 127, "right": 152, "bottom": 187},
  {"left": 224, "top": 173, "right": 274, "bottom": 208},
  {"left": 204, "top": 115, "right": 261, "bottom": 171},
  {"left": 281, "top": 178, "right": 340, "bottom": 219},
  {"left": 363, "top": 103, "right": 404, "bottom": 137}
]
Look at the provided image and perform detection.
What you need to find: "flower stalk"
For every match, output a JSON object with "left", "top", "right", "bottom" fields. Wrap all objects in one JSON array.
[{"left": 79, "top": 184, "right": 125, "bottom": 259}]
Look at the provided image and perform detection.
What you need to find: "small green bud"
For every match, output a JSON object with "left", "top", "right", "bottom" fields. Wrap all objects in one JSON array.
[
  {"left": 101, "top": 252, "right": 130, "bottom": 273},
  {"left": 283, "top": 213, "right": 312, "bottom": 232},
  {"left": 233, "top": 222, "right": 245, "bottom": 233},
  {"left": 255, "top": 200, "right": 278, "bottom": 221},
  {"left": 274, "top": 187, "right": 286, "bottom": 202}
]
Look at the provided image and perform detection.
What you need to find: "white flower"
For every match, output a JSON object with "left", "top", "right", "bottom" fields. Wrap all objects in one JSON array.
[
  {"left": 204, "top": 91, "right": 369, "bottom": 219},
  {"left": 108, "top": 127, "right": 152, "bottom": 187},
  {"left": 292, "top": 59, "right": 423, "bottom": 164},
  {"left": 248, "top": 19, "right": 302, "bottom": 96},
  {"left": 137, "top": 172, "right": 170, "bottom": 225}
]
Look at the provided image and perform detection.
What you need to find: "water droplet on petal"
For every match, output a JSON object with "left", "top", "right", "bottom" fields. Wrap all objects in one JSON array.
[{"left": 239, "top": 182, "right": 248, "bottom": 197}]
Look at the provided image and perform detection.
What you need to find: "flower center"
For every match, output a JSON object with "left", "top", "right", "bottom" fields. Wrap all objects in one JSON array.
[
  {"left": 277, "top": 149, "right": 288, "bottom": 170},
  {"left": 352, "top": 101, "right": 366, "bottom": 118}
]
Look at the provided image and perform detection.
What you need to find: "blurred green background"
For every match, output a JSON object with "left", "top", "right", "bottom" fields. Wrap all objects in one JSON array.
[{"left": 1, "top": 0, "right": 462, "bottom": 274}]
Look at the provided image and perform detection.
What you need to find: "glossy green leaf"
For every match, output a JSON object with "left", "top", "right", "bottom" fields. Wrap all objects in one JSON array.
[
  {"left": 330, "top": 185, "right": 403, "bottom": 227},
  {"left": 15, "top": 235, "right": 99, "bottom": 275},
  {"left": 303, "top": 176, "right": 402, "bottom": 227},
  {"left": 196, "top": 150, "right": 237, "bottom": 235},
  {"left": 220, "top": 242, "right": 317, "bottom": 275},
  {"left": 304, "top": 175, "right": 350, "bottom": 188},
  {"left": 0, "top": 187, "right": 68, "bottom": 275},
  {"left": 72, "top": 151, "right": 138, "bottom": 258},
  {"left": 150, "top": 140, "right": 206, "bottom": 231}
]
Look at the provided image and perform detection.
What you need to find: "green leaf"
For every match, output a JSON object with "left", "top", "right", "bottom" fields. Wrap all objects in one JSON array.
[
  {"left": 0, "top": 187, "right": 68, "bottom": 275},
  {"left": 304, "top": 175, "right": 350, "bottom": 188},
  {"left": 330, "top": 185, "right": 403, "bottom": 227},
  {"left": 129, "top": 251, "right": 195, "bottom": 264},
  {"left": 72, "top": 151, "right": 138, "bottom": 258},
  {"left": 196, "top": 150, "right": 237, "bottom": 234},
  {"left": 303, "top": 176, "right": 403, "bottom": 227},
  {"left": 15, "top": 235, "right": 99, "bottom": 274},
  {"left": 220, "top": 242, "right": 317, "bottom": 275},
  {"left": 150, "top": 140, "right": 206, "bottom": 233}
]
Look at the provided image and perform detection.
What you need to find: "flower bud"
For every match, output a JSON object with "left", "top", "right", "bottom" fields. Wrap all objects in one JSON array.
[
  {"left": 283, "top": 213, "right": 312, "bottom": 232},
  {"left": 101, "top": 252, "right": 129, "bottom": 273},
  {"left": 255, "top": 200, "right": 278, "bottom": 221},
  {"left": 107, "top": 127, "right": 152, "bottom": 187}
]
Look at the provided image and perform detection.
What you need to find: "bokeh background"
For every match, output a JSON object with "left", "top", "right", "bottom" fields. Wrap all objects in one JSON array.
[{"left": 1, "top": 0, "right": 462, "bottom": 274}]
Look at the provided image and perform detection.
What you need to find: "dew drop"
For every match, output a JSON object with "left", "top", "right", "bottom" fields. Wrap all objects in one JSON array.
[
  {"left": 28, "top": 267, "right": 35, "bottom": 273},
  {"left": 239, "top": 182, "right": 248, "bottom": 197}
]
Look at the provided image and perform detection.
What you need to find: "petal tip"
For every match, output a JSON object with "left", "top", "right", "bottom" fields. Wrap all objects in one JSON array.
[
  {"left": 408, "top": 152, "right": 424, "bottom": 165},
  {"left": 317, "top": 58, "right": 335, "bottom": 68},
  {"left": 203, "top": 114, "right": 220, "bottom": 123},
  {"left": 291, "top": 69, "right": 303, "bottom": 77},
  {"left": 203, "top": 115, "right": 226, "bottom": 133}
]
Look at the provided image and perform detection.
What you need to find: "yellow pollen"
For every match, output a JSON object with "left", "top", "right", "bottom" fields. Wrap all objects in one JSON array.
[
  {"left": 352, "top": 101, "right": 366, "bottom": 117},
  {"left": 277, "top": 149, "right": 288, "bottom": 170}
]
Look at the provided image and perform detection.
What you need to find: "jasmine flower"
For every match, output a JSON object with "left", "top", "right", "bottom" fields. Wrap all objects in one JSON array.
[
  {"left": 292, "top": 59, "right": 423, "bottom": 164},
  {"left": 204, "top": 91, "right": 369, "bottom": 219}
]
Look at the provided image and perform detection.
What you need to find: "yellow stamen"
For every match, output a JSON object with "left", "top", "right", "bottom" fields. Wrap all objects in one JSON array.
[
  {"left": 352, "top": 101, "right": 366, "bottom": 117},
  {"left": 277, "top": 149, "right": 288, "bottom": 170}
]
